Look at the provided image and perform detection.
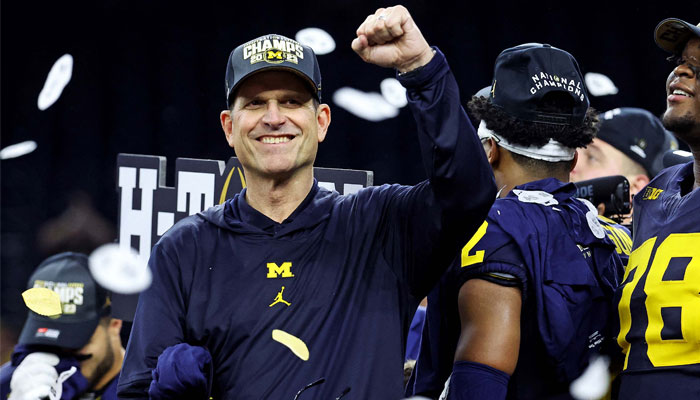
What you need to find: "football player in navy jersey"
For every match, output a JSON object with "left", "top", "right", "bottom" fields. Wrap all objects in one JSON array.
[
  {"left": 613, "top": 18, "right": 700, "bottom": 400},
  {"left": 407, "top": 44, "right": 629, "bottom": 400}
]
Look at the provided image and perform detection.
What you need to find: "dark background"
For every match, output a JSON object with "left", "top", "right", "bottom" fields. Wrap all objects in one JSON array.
[{"left": 2, "top": 0, "right": 698, "bottom": 353}]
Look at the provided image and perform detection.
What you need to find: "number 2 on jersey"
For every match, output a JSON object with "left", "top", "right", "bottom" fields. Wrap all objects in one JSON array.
[
  {"left": 618, "top": 233, "right": 700, "bottom": 368},
  {"left": 461, "top": 221, "right": 488, "bottom": 267}
]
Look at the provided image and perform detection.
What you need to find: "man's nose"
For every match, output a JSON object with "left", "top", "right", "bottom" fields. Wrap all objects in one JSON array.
[
  {"left": 673, "top": 61, "right": 698, "bottom": 79},
  {"left": 262, "top": 102, "right": 285, "bottom": 128}
]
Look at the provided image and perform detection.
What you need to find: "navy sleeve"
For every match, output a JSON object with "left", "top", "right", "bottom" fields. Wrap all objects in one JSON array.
[
  {"left": 118, "top": 236, "right": 188, "bottom": 398},
  {"left": 0, "top": 362, "right": 14, "bottom": 399},
  {"left": 448, "top": 360, "right": 510, "bottom": 400},
  {"left": 384, "top": 47, "right": 496, "bottom": 298},
  {"left": 453, "top": 218, "right": 528, "bottom": 295}
]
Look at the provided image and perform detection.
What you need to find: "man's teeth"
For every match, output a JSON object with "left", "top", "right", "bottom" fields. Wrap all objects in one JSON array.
[
  {"left": 672, "top": 89, "right": 692, "bottom": 97},
  {"left": 261, "top": 136, "right": 291, "bottom": 144}
]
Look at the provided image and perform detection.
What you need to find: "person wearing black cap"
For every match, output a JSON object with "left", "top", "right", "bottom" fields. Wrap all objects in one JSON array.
[
  {"left": 613, "top": 18, "right": 700, "bottom": 400},
  {"left": 0, "top": 252, "right": 123, "bottom": 400},
  {"left": 407, "top": 44, "right": 628, "bottom": 400},
  {"left": 118, "top": 5, "right": 495, "bottom": 399},
  {"left": 570, "top": 107, "right": 678, "bottom": 223}
]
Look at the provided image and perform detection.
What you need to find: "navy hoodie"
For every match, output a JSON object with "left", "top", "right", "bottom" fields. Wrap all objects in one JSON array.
[{"left": 118, "top": 48, "right": 496, "bottom": 399}]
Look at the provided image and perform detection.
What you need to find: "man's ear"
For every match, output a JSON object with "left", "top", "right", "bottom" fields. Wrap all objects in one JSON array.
[
  {"left": 629, "top": 173, "right": 651, "bottom": 196},
  {"left": 220, "top": 110, "right": 234, "bottom": 148},
  {"left": 569, "top": 151, "right": 579, "bottom": 173},
  {"left": 487, "top": 138, "right": 500, "bottom": 166},
  {"left": 316, "top": 103, "right": 331, "bottom": 143},
  {"left": 109, "top": 318, "right": 123, "bottom": 335}
]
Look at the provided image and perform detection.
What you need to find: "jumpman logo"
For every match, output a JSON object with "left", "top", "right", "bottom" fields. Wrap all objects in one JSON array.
[{"left": 269, "top": 286, "right": 291, "bottom": 307}]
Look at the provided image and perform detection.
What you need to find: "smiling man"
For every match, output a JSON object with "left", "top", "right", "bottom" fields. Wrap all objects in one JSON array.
[
  {"left": 118, "top": 5, "right": 495, "bottom": 399},
  {"left": 613, "top": 18, "right": 700, "bottom": 400}
]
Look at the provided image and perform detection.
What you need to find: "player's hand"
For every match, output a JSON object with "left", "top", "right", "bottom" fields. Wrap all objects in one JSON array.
[
  {"left": 352, "top": 5, "right": 434, "bottom": 72},
  {"left": 9, "top": 352, "right": 59, "bottom": 400}
]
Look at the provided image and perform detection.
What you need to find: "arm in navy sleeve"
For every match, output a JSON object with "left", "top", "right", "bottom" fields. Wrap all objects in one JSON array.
[
  {"left": 447, "top": 360, "right": 510, "bottom": 400},
  {"left": 388, "top": 48, "right": 496, "bottom": 297},
  {"left": 117, "top": 239, "right": 188, "bottom": 398}
]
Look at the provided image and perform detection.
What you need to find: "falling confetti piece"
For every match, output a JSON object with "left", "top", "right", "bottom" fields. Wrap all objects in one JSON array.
[
  {"left": 272, "top": 329, "right": 309, "bottom": 361},
  {"left": 0, "top": 141, "right": 37, "bottom": 160},
  {"left": 584, "top": 72, "right": 619, "bottom": 97},
  {"left": 295, "top": 28, "right": 336, "bottom": 55},
  {"left": 22, "top": 288, "right": 62, "bottom": 316},
  {"left": 38, "top": 54, "right": 73, "bottom": 111},
  {"left": 570, "top": 355, "right": 610, "bottom": 400},
  {"left": 89, "top": 243, "right": 152, "bottom": 295},
  {"left": 380, "top": 78, "right": 407, "bottom": 108},
  {"left": 333, "top": 87, "right": 399, "bottom": 122}
]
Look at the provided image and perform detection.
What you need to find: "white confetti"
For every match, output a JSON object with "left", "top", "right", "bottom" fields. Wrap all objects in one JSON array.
[
  {"left": 380, "top": 78, "right": 408, "bottom": 108},
  {"left": 333, "top": 87, "right": 399, "bottom": 122},
  {"left": 570, "top": 355, "right": 610, "bottom": 400},
  {"left": 584, "top": 72, "right": 619, "bottom": 97},
  {"left": 295, "top": 28, "right": 336, "bottom": 55},
  {"left": 0, "top": 140, "right": 37, "bottom": 160},
  {"left": 38, "top": 54, "right": 73, "bottom": 111},
  {"left": 89, "top": 243, "right": 152, "bottom": 295}
]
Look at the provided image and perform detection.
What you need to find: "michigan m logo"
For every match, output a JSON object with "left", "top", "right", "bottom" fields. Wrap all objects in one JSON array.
[
  {"left": 265, "top": 50, "right": 284, "bottom": 62},
  {"left": 267, "top": 262, "right": 294, "bottom": 278}
]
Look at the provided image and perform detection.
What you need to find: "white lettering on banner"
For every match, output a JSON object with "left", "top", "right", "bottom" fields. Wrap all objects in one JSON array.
[
  {"left": 343, "top": 184, "right": 363, "bottom": 195},
  {"left": 157, "top": 212, "right": 175, "bottom": 236},
  {"left": 318, "top": 181, "right": 336, "bottom": 192},
  {"left": 177, "top": 171, "right": 216, "bottom": 215},
  {"left": 118, "top": 166, "right": 157, "bottom": 265}
]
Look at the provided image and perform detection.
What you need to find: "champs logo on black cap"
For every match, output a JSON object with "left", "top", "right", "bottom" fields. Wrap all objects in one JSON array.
[{"left": 243, "top": 35, "right": 305, "bottom": 65}]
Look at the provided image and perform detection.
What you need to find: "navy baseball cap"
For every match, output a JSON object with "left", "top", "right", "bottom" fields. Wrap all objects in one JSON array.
[
  {"left": 655, "top": 18, "right": 700, "bottom": 54},
  {"left": 225, "top": 34, "right": 322, "bottom": 107},
  {"left": 597, "top": 107, "right": 679, "bottom": 177},
  {"left": 489, "top": 43, "right": 589, "bottom": 125},
  {"left": 18, "top": 252, "right": 110, "bottom": 350},
  {"left": 663, "top": 149, "right": 693, "bottom": 168}
]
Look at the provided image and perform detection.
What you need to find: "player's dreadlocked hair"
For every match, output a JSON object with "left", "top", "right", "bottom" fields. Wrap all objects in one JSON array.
[{"left": 467, "top": 92, "right": 598, "bottom": 172}]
